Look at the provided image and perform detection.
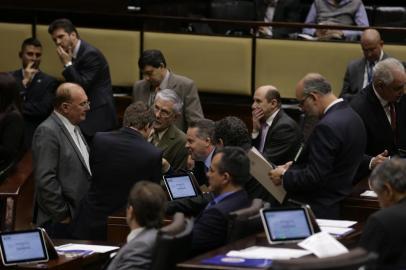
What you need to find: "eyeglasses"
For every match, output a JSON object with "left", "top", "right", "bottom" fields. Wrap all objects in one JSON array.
[
  {"left": 153, "top": 106, "right": 172, "bottom": 118},
  {"left": 78, "top": 101, "right": 91, "bottom": 108},
  {"left": 298, "top": 94, "right": 311, "bottom": 107}
]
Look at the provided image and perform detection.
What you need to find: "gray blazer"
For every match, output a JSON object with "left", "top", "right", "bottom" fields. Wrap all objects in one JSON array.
[
  {"left": 133, "top": 72, "right": 204, "bottom": 132},
  {"left": 32, "top": 112, "right": 91, "bottom": 226},
  {"left": 106, "top": 228, "right": 158, "bottom": 270}
]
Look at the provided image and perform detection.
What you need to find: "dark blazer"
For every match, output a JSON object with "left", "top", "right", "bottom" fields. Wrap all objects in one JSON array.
[
  {"left": 32, "top": 113, "right": 91, "bottom": 226},
  {"left": 10, "top": 69, "right": 58, "bottom": 147},
  {"left": 359, "top": 198, "right": 406, "bottom": 268},
  {"left": 341, "top": 53, "right": 389, "bottom": 101},
  {"left": 283, "top": 101, "right": 366, "bottom": 219},
  {"left": 63, "top": 40, "right": 117, "bottom": 137},
  {"left": 192, "top": 189, "right": 250, "bottom": 255},
  {"left": 72, "top": 127, "right": 162, "bottom": 240},
  {"left": 252, "top": 109, "right": 302, "bottom": 166},
  {"left": 157, "top": 124, "right": 188, "bottom": 172}
]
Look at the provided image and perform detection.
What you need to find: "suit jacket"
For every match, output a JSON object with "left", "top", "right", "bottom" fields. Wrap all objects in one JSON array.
[
  {"left": 157, "top": 124, "right": 188, "bottom": 172},
  {"left": 72, "top": 127, "right": 162, "bottom": 240},
  {"left": 133, "top": 72, "right": 204, "bottom": 132},
  {"left": 252, "top": 109, "right": 302, "bottom": 166},
  {"left": 359, "top": 198, "right": 406, "bottom": 268},
  {"left": 32, "top": 113, "right": 91, "bottom": 226},
  {"left": 192, "top": 189, "right": 250, "bottom": 255},
  {"left": 63, "top": 40, "right": 117, "bottom": 137},
  {"left": 106, "top": 228, "right": 157, "bottom": 270},
  {"left": 283, "top": 101, "right": 366, "bottom": 219},
  {"left": 10, "top": 69, "right": 58, "bottom": 147},
  {"left": 341, "top": 52, "right": 389, "bottom": 101}
]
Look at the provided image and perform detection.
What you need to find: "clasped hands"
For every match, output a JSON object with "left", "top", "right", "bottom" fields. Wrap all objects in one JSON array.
[{"left": 268, "top": 161, "right": 292, "bottom": 186}]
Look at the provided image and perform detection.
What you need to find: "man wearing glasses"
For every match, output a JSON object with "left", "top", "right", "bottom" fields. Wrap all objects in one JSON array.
[{"left": 269, "top": 73, "right": 366, "bottom": 219}]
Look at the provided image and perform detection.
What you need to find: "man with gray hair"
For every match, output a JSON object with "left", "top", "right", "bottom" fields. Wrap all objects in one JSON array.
[
  {"left": 269, "top": 73, "right": 366, "bottom": 219},
  {"left": 351, "top": 57, "right": 406, "bottom": 177},
  {"left": 151, "top": 89, "right": 188, "bottom": 171},
  {"left": 359, "top": 158, "right": 406, "bottom": 268}
]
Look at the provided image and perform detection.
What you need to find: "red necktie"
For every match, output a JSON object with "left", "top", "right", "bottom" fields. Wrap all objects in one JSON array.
[{"left": 389, "top": 102, "right": 396, "bottom": 131}]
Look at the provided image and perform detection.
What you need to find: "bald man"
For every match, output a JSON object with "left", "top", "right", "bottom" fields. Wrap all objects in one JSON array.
[
  {"left": 341, "top": 29, "right": 387, "bottom": 101},
  {"left": 251, "top": 85, "right": 302, "bottom": 165},
  {"left": 32, "top": 83, "right": 91, "bottom": 238}
]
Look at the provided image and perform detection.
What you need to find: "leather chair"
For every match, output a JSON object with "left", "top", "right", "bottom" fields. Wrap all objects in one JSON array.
[
  {"left": 149, "top": 212, "right": 193, "bottom": 270},
  {"left": 271, "top": 247, "right": 378, "bottom": 270},
  {"left": 374, "top": 6, "right": 406, "bottom": 43},
  {"left": 227, "top": 198, "right": 270, "bottom": 242}
]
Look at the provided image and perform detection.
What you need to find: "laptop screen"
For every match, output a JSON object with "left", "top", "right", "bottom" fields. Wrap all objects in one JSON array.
[
  {"left": 164, "top": 174, "right": 198, "bottom": 200},
  {"left": 0, "top": 229, "right": 49, "bottom": 266},
  {"left": 261, "top": 207, "right": 314, "bottom": 244}
]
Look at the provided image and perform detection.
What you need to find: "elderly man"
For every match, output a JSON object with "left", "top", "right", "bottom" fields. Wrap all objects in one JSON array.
[
  {"left": 151, "top": 89, "right": 188, "bottom": 171},
  {"left": 133, "top": 49, "right": 203, "bottom": 132},
  {"left": 32, "top": 83, "right": 91, "bottom": 237},
  {"left": 341, "top": 29, "right": 388, "bottom": 101},
  {"left": 359, "top": 158, "right": 406, "bottom": 268},
  {"left": 269, "top": 73, "right": 366, "bottom": 219},
  {"left": 252, "top": 85, "right": 302, "bottom": 165}
]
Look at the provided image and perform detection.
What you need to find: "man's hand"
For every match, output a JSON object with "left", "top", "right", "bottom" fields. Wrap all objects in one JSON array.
[
  {"left": 22, "top": 61, "right": 38, "bottom": 87},
  {"left": 252, "top": 108, "right": 264, "bottom": 133},
  {"left": 370, "top": 150, "right": 389, "bottom": 170},
  {"left": 60, "top": 217, "right": 71, "bottom": 224},
  {"left": 268, "top": 161, "right": 292, "bottom": 186},
  {"left": 162, "top": 158, "right": 171, "bottom": 174},
  {"left": 56, "top": 46, "right": 73, "bottom": 66}
]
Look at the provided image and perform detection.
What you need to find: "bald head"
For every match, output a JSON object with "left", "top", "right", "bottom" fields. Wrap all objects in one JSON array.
[
  {"left": 361, "top": 29, "right": 383, "bottom": 63},
  {"left": 252, "top": 85, "right": 281, "bottom": 120},
  {"left": 55, "top": 83, "right": 89, "bottom": 125}
]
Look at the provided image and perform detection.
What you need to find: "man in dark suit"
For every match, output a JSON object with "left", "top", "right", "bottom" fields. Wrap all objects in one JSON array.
[
  {"left": 32, "top": 83, "right": 91, "bottom": 238},
  {"left": 10, "top": 37, "right": 58, "bottom": 148},
  {"left": 351, "top": 58, "right": 406, "bottom": 178},
  {"left": 106, "top": 181, "right": 167, "bottom": 270},
  {"left": 341, "top": 29, "right": 388, "bottom": 101},
  {"left": 72, "top": 101, "right": 162, "bottom": 240},
  {"left": 252, "top": 85, "right": 302, "bottom": 165},
  {"left": 269, "top": 73, "right": 366, "bottom": 219},
  {"left": 191, "top": 146, "right": 250, "bottom": 255},
  {"left": 359, "top": 158, "right": 406, "bottom": 269},
  {"left": 48, "top": 18, "right": 117, "bottom": 140},
  {"left": 133, "top": 49, "right": 203, "bottom": 132}
]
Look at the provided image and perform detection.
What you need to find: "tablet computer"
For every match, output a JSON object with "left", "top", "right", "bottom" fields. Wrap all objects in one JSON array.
[
  {"left": 163, "top": 173, "right": 199, "bottom": 200},
  {"left": 0, "top": 228, "right": 49, "bottom": 266},
  {"left": 260, "top": 207, "right": 314, "bottom": 244}
]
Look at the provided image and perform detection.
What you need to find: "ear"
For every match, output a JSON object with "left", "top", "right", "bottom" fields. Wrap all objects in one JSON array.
[
  {"left": 126, "top": 205, "right": 135, "bottom": 220},
  {"left": 380, "top": 182, "right": 394, "bottom": 202},
  {"left": 218, "top": 138, "right": 224, "bottom": 148},
  {"left": 18, "top": 51, "right": 22, "bottom": 59},
  {"left": 222, "top": 172, "right": 231, "bottom": 185}
]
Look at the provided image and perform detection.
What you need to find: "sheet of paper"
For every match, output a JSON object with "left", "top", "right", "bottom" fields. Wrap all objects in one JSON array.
[
  {"left": 56, "top": 243, "right": 119, "bottom": 253},
  {"left": 316, "top": 219, "right": 357, "bottom": 228},
  {"left": 320, "top": 226, "right": 354, "bottom": 236},
  {"left": 360, "top": 190, "right": 377, "bottom": 198},
  {"left": 298, "top": 232, "right": 348, "bottom": 258},
  {"left": 226, "top": 246, "right": 311, "bottom": 260},
  {"left": 247, "top": 147, "right": 286, "bottom": 204}
]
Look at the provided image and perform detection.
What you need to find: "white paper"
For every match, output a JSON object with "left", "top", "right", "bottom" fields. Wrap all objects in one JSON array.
[
  {"left": 298, "top": 232, "right": 348, "bottom": 258},
  {"left": 56, "top": 243, "right": 119, "bottom": 253},
  {"left": 247, "top": 147, "right": 286, "bottom": 204},
  {"left": 360, "top": 190, "right": 377, "bottom": 198},
  {"left": 316, "top": 219, "right": 357, "bottom": 228},
  {"left": 226, "top": 246, "right": 311, "bottom": 260},
  {"left": 320, "top": 226, "right": 354, "bottom": 236}
]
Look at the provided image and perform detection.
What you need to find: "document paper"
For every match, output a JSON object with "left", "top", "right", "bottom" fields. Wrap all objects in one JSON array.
[
  {"left": 227, "top": 246, "right": 311, "bottom": 260},
  {"left": 298, "top": 232, "right": 348, "bottom": 258}
]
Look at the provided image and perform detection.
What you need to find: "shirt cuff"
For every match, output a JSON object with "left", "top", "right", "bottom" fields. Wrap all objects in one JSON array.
[
  {"left": 64, "top": 61, "right": 73, "bottom": 68},
  {"left": 251, "top": 131, "right": 259, "bottom": 139}
]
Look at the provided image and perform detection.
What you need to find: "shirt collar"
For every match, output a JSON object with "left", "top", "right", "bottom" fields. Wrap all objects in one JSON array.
[
  {"left": 265, "top": 108, "right": 280, "bottom": 126},
  {"left": 126, "top": 227, "right": 145, "bottom": 243},
  {"left": 204, "top": 148, "right": 215, "bottom": 170},
  {"left": 159, "top": 70, "right": 170, "bottom": 90},
  {"left": 324, "top": 98, "right": 343, "bottom": 114},
  {"left": 72, "top": 40, "right": 81, "bottom": 59},
  {"left": 212, "top": 190, "right": 237, "bottom": 205},
  {"left": 372, "top": 84, "right": 389, "bottom": 107},
  {"left": 54, "top": 110, "right": 76, "bottom": 133}
]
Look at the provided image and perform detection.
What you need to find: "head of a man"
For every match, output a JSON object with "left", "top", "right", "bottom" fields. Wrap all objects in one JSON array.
[
  {"left": 252, "top": 85, "right": 281, "bottom": 122},
  {"left": 153, "top": 89, "right": 182, "bottom": 132},
  {"left": 361, "top": 29, "right": 383, "bottom": 63},
  {"left": 207, "top": 146, "right": 249, "bottom": 195},
  {"left": 19, "top": 38, "right": 42, "bottom": 69},
  {"left": 186, "top": 119, "right": 215, "bottom": 162},
  {"left": 48, "top": 18, "right": 79, "bottom": 53},
  {"left": 123, "top": 101, "right": 155, "bottom": 139},
  {"left": 369, "top": 158, "right": 406, "bottom": 208},
  {"left": 138, "top": 50, "right": 167, "bottom": 87},
  {"left": 54, "top": 83, "right": 89, "bottom": 125},
  {"left": 126, "top": 181, "right": 167, "bottom": 230},
  {"left": 373, "top": 58, "right": 406, "bottom": 103},
  {"left": 296, "top": 73, "right": 333, "bottom": 118},
  {"left": 214, "top": 116, "right": 251, "bottom": 151}
]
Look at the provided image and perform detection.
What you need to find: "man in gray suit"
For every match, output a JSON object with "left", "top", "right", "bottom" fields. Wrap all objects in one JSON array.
[
  {"left": 341, "top": 29, "right": 387, "bottom": 101},
  {"left": 133, "top": 49, "right": 204, "bottom": 132},
  {"left": 106, "top": 181, "right": 167, "bottom": 270},
  {"left": 32, "top": 82, "right": 91, "bottom": 238}
]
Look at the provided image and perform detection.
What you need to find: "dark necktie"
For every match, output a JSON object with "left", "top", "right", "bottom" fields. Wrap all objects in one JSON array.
[{"left": 367, "top": 62, "right": 374, "bottom": 83}]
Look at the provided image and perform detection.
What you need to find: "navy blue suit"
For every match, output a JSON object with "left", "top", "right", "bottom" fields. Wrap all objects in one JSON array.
[
  {"left": 192, "top": 189, "right": 250, "bottom": 255},
  {"left": 283, "top": 101, "right": 366, "bottom": 219},
  {"left": 72, "top": 127, "right": 162, "bottom": 240},
  {"left": 63, "top": 40, "right": 117, "bottom": 137}
]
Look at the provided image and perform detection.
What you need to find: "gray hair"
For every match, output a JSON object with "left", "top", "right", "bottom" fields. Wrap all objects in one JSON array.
[
  {"left": 369, "top": 158, "right": 406, "bottom": 193},
  {"left": 155, "top": 89, "right": 183, "bottom": 114},
  {"left": 302, "top": 73, "right": 332, "bottom": 95},
  {"left": 373, "top": 58, "right": 405, "bottom": 85},
  {"left": 189, "top": 119, "right": 215, "bottom": 143}
]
